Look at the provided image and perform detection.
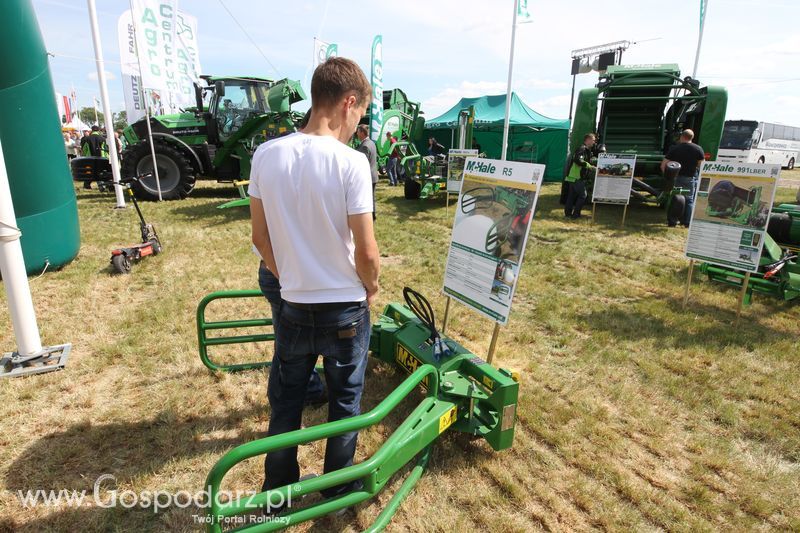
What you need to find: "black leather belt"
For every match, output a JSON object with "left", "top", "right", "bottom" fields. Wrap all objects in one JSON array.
[{"left": 284, "top": 300, "right": 365, "bottom": 311}]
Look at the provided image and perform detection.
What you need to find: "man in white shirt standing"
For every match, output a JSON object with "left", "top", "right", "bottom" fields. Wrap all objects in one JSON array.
[{"left": 249, "top": 57, "right": 380, "bottom": 506}]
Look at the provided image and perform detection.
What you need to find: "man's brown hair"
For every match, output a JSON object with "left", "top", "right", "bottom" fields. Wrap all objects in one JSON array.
[
  {"left": 356, "top": 124, "right": 369, "bottom": 136},
  {"left": 311, "top": 57, "right": 372, "bottom": 109},
  {"left": 584, "top": 133, "right": 596, "bottom": 141}
]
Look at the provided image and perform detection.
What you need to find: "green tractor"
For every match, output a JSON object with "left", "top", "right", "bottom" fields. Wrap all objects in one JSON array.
[
  {"left": 570, "top": 64, "right": 728, "bottom": 214},
  {"left": 121, "top": 76, "right": 305, "bottom": 200}
]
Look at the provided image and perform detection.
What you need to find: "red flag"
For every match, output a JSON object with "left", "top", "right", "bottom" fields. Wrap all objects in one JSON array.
[{"left": 62, "top": 95, "right": 71, "bottom": 122}]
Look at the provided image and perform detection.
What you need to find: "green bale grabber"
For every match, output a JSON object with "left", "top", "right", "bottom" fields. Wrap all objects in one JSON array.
[
  {"left": 197, "top": 288, "right": 518, "bottom": 531},
  {"left": 699, "top": 234, "right": 800, "bottom": 303},
  {"left": 197, "top": 290, "right": 274, "bottom": 373}
]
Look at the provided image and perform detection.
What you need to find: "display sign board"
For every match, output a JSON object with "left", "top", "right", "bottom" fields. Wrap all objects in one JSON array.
[
  {"left": 447, "top": 149, "right": 478, "bottom": 192},
  {"left": 685, "top": 162, "right": 779, "bottom": 273},
  {"left": 591, "top": 153, "right": 636, "bottom": 205},
  {"left": 443, "top": 158, "right": 544, "bottom": 324}
]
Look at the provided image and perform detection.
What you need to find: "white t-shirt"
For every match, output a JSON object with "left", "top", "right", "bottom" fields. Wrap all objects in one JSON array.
[{"left": 248, "top": 132, "right": 373, "bottom": 303}]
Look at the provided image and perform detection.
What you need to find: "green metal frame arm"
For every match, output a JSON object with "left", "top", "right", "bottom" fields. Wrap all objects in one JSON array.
[
  {"left": 364, "top": 445, "right": 432, "bottom": 533},
  {"left": 205, "top": 365, "right": 441, "bottom": 532},
  {"left": 197, "top": 290, "right": 273, "bottom": 372}
]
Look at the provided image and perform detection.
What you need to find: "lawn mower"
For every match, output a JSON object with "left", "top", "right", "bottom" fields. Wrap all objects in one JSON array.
[
  {"left": 195, "top": 287, "right": 518, "bottom": 531},
  {"left": 104, "top": 174, "right": 162, "bottom": 274}
]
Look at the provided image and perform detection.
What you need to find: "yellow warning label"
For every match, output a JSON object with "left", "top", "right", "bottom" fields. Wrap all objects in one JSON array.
[
  {"left": 439, "top": 406, "right": 458, "bottom": 434},
  {"left": 395, "top": 344, "right": 428, "bottom": 390},
  {"left": 482, "top": 376, "right": 495, "bottom": 390}
]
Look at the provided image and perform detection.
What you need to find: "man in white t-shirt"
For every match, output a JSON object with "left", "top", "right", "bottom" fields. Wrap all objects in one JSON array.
[{"left": 249, "top": 57, "right": 379, "bottom": 507}]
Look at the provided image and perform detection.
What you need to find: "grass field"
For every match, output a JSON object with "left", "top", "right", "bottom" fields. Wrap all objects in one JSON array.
[{"left": 0, "top": 170, "right": 799, "bottom": 532}]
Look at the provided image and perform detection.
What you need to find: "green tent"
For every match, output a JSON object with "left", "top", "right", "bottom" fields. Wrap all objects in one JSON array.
[{"left": 423, "top": 92, "right": 569, "bottom": 182}]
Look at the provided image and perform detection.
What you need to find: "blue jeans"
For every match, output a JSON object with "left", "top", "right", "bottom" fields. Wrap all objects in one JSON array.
[
  {"left": 673, "top": 175, "right": 697, "bottom": 226},
  {"left": 258, "top": 264, "right": 325, "bottom": 400},
  {"left": 263, "top": 299, "right": 370, "bottom": 497},
  {"left": 386, "top": 157, "right": 398, "bottom": 185}
]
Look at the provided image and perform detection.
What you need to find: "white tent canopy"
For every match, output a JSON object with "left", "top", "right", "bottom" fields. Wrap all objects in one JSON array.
[{"left": 62, "top": 116, "right": 91, "bottom": 131}]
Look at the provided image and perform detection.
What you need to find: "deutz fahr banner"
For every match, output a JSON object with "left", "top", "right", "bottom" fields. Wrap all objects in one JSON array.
[
  {"left": 685, "top": 162, "right": 779, "bottom": 272},
  {"left": 444, "top": 158, "right": 544, "bottom": 324}
]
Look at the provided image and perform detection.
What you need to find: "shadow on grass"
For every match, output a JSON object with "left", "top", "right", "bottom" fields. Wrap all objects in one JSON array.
[
  {"left": 5, "top": 358, "right": 497, "bottom": 532},
  {"left": 168, "top": 199, "right": 250, "bottom": 225},
  {"left": 579, "top": 293, "right": 788, "bottom": 349}
]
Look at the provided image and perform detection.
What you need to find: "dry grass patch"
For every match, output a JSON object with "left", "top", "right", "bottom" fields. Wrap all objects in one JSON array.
[{"left": 0, "top": 177, "right": 798, "bottom": 531}]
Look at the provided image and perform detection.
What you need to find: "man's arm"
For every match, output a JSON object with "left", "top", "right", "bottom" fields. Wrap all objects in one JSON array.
[
  {"left": 660, "top": 158, "right": 671, "bottom": 173},
  {"left": 348, "top": 212, "right": 380, "bottom": 305},
  {"left": 250, "top": 196, "right": 279, "bottom": 278}
]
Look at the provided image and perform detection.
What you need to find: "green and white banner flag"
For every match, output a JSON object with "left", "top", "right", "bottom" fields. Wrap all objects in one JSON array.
[
  {"left": 313, "top": 38, "right": 338, "bottom": 69},
  {"left": 369, "top": 35, "right": 383, "bottom": 143},
  {"left": 517, "top": 0, "right": 531, "bottom": 20},
  {"left": 699, "top": 0, "right": 708, "bottom": 30}
]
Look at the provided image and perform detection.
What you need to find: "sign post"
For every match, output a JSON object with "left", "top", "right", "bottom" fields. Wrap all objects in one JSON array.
[
  {"left": 446, "top": 149, "right": 478, "bottom": 220},
  {"left": 591, "top": 153, "right": 636, "bottom": 226},
  {"left": 684, "top": 161, "right": 779, "bottom": 313},
  {"left": 442, "top": 157, "right": 544, "bottom": 363}
]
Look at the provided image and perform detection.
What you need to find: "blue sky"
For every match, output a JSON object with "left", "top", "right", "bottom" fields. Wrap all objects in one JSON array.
[{"left": 34, "top": 0, "right": 800, "bottom": 126}]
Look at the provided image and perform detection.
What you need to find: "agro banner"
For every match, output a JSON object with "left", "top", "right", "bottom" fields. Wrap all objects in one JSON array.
[
  {"left": 369, "top": 35, "right": 383, "bottom": 143},
  {"left": 591, "top": 153, "right": 636, "bottom": 205},
  {"left": 118, "top": 7, "right": 200, "bottom": 122},
  {"left": 130, "top": 0, "right": 178, "bottom": 91},
  {"left": 444, "top": 158, "right": 544, "bottom": 324},
  {"left": 685, "top": 162, "right": 779, "bottom": 273},
  {"left": 313, "top": 38, "right": 338, "bottom": 69},
  {"left": 447, "top": 149, "right": 478, "bottom": 193}
]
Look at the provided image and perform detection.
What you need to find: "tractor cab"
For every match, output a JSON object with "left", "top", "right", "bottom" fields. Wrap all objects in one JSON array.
[{"left": 196, "top": 76, "right": 274, "bottom": 145}]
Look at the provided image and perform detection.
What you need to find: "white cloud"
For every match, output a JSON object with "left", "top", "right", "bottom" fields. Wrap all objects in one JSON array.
[{"left": 87, "top": 70, "right": 116, "bottom": 82}]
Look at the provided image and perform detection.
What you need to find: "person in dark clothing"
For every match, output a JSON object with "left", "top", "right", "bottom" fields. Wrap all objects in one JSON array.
[
  {"left": 661, "top": 129, "right": 705, "bottom": 227},
  {"left": 564, "top": 133, "right": 596, "bottom": 218},
  {"left": 356, "top": 124, "right": 378, "bottom": 219},
  {"left": 427, "top": 137, "right": 445, "bottom": 157},
  {"left": 82, "top": 125, "right": 108, "bottom": 157}
]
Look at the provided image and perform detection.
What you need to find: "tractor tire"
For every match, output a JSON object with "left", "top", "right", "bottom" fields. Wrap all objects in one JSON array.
[
  {"left": 668, "top": 194, "right": 687, "bottom": 223},
  {"left": 404, "top": 179, "right": 421, "bottom": 200},
  {"left": 111, "top": 254, "right": 132, "bottom": 275},
  {"left": 121, "top": 141, "right": 196, "bottom": 201},
  {"left": 758, "top": 156, "right": 765, "bottom": 164},
  {"left": 787, "top": 157, "right": 795, "bottom": 170}
]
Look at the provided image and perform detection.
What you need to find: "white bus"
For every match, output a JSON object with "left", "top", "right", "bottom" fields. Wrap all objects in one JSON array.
[{"left": 717, "top": 120, "right": 800, "bottom": 170}]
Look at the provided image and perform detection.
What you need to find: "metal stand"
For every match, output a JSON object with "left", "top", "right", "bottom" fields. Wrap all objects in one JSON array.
[
  {"left": 591, "top": 202, "right": 596, "bottom": 224},
  {"left": 486, "top": 323, "right": 501, "bottom": 364},
  {"left": 441, "top": 296, "right": 451, "bottom": 335},
  {"left": 621, "top": 204, "right": 628, "bottom": 226},
  {"left": 0, "top": 344, "right": 71, "bottom": 379},
  {"left": 683, "top": 260, "right": 695, "bottom": 308},
  {"left": 735, "top": 272, "right": 751, "bottom": 324}
]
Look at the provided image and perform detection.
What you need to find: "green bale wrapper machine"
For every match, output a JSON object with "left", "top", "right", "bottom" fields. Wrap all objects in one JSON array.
[
  {"left": 698, "top": 201, "right": 800, "bottom": 303},
  {"left": 196, "top": 288, "right": 518, "bottom": 531},
  {"left": 570, "top": 64, "right": 727, "bottom": 217}
]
